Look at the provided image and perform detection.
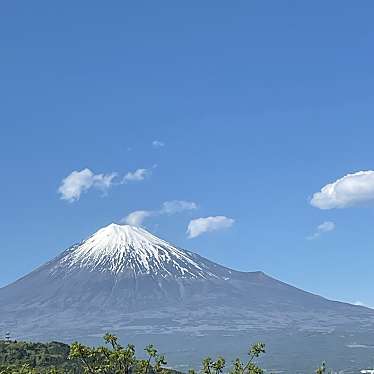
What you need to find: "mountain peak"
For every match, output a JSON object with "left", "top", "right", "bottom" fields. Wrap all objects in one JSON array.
[
  {"left": 50, "top": 223, "right": 221, "bottom": 279},
  {"left": 104, "top": 222, "right": 137, "bottom": 230},
  {"left": 90, "top": 223, "right": 179, "bottom": 253},
  {"left": 99, "top": 222, "right": 146, "bottom": 233},
  {"left": 96, "top": 222, "right": 155, "bottom": 241}
]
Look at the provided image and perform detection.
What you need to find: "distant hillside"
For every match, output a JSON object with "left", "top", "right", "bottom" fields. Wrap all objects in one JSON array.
[{"left": 0, "top": 340, "right": 79, "bottom": 373}]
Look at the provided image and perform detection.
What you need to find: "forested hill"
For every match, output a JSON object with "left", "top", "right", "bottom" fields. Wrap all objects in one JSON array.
[
  {"left": 0, "top": 340, "right": 79, "bottom": 373},
  {"left": 0, "top": 339, "right": 185, "bottom": 374}
]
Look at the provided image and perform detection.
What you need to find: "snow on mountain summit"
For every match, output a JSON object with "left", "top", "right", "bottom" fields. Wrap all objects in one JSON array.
[{"left": 51, "top": 223, "right": 221, "bottom": 278}]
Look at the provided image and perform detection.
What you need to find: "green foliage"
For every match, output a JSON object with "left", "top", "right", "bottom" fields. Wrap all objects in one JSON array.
[
  {"left": 69, "top": 336, "right": 169, "bottom": 374},
  {"left": 0, "top": 335, "right": 268, "bottom": 374},
  {"left": 201, "top": 356, "right": 225, "bottom": 374},
  {"left": 198, "top": 342, "right": 265, "bottom": 374},
  {"left": 0, "top": 340, "right": 77, "bottom": 373}
]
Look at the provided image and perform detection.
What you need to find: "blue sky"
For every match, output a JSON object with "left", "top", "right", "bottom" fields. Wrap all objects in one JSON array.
[{"left": 1, "top": 1, "right": 374, "bottom": 306}]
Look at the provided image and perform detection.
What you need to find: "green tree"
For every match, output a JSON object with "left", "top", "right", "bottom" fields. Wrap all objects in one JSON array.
[
  {"left": 197, "top": 342, "right": 265, "bottom": 374},
  {"left": 229, "top": 342, "right": 265, "bottom": 374},
  {"left": 69, "top": 334, "right": 167, "bottom": 374}
]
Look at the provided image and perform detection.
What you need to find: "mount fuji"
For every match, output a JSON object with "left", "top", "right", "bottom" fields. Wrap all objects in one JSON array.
[{"left": 1, "top": 223, "right": 374, "bottom": 372}]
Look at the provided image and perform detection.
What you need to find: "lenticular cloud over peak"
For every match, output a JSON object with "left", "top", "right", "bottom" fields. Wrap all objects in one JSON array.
[{"left": 310, "top": 170, "right": 374, "bottom": 209}]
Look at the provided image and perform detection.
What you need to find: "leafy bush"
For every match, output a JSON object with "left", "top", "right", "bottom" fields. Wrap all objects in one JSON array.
[{"left": 0, "top": 335, "right": 265, "bottom": 374}]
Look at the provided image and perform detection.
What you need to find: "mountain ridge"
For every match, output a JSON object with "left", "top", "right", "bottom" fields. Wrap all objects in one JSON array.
[{"left": 0, "top": 223, "right": 370, "bottom": 313}]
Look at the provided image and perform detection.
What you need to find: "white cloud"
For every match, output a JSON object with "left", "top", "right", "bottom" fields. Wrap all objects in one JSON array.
[
  {"left": 58, "top": 168, "right": 117, "bottom": 202},
  {"left": 318, "top": 221, "right": 335, "bottom": 232},
  {"left": 122, "top": 168, "right": 151, "bottom": 183},
  {"left": 307, "top": 221, "right": 335, "bottom": 240},
  {"left": 123, "top": 210, "right": 154, "bottom": 226},
  {"left": 160, "top": 200, "right": 198, "bottom": 215},
  {"left": 310, "top": 171, "right": 374, "bottom": 209},
  {"left": 187, "top": 216, "right": 235, "bottom": 239},
  {"left": 59, "top": 166, "right": 152, "bottom": 202},
  {"left": 152, "top": 140, "right": 165, "bottom": 148},
  {"left": 123, "top": 200, "right": 198, "bottom": 226}
]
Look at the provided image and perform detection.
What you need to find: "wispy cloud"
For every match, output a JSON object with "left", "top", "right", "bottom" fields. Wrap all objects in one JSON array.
[
  {"left": 160, "top": 200, "right": 198, "bottom": 215},
  {"left": 123, "top": 200, "right": 198, "bottom": 226},
  {"left": 307, "top": 221, "right": 335, "bottom": 240},
  {"left": 310, "top": 171, "right": 374, "bottom": 209},
  {"left": 59, "top": 166, "right": 152, "bottom": 202},
  {"left": 187, "top": 216, "right": 235, "bottom": 239},
  {"left": 58, "top": 168, "right": 117, "bottom": 202},
  {"left": 124, "top": 210, "right": 154, "bottom": 226},
  {"left": 122, "top": 168, "right": 152, "bottom": 183},
  {"left": 152, "top": 140, "right": 165, "bottom": 148}
]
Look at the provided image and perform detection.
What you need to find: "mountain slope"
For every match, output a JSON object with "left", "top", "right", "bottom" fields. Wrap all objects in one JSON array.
[
  {"left": 0, "top": 224, "right": 355, "bottom": 313},
  {"left": 1, "top": 223, "right": 374, "bottom": 372}
]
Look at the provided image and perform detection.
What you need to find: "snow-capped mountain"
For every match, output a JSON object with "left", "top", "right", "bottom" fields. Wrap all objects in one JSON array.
[
  {"left": 1, "top": 223, "right": 374, "bottom": 372},
  {"left": 51, "top": 223, "right": 225, "bottom": 279},
  {"left": 0, "top": 223, "right": 239, "bottom": 312}
]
